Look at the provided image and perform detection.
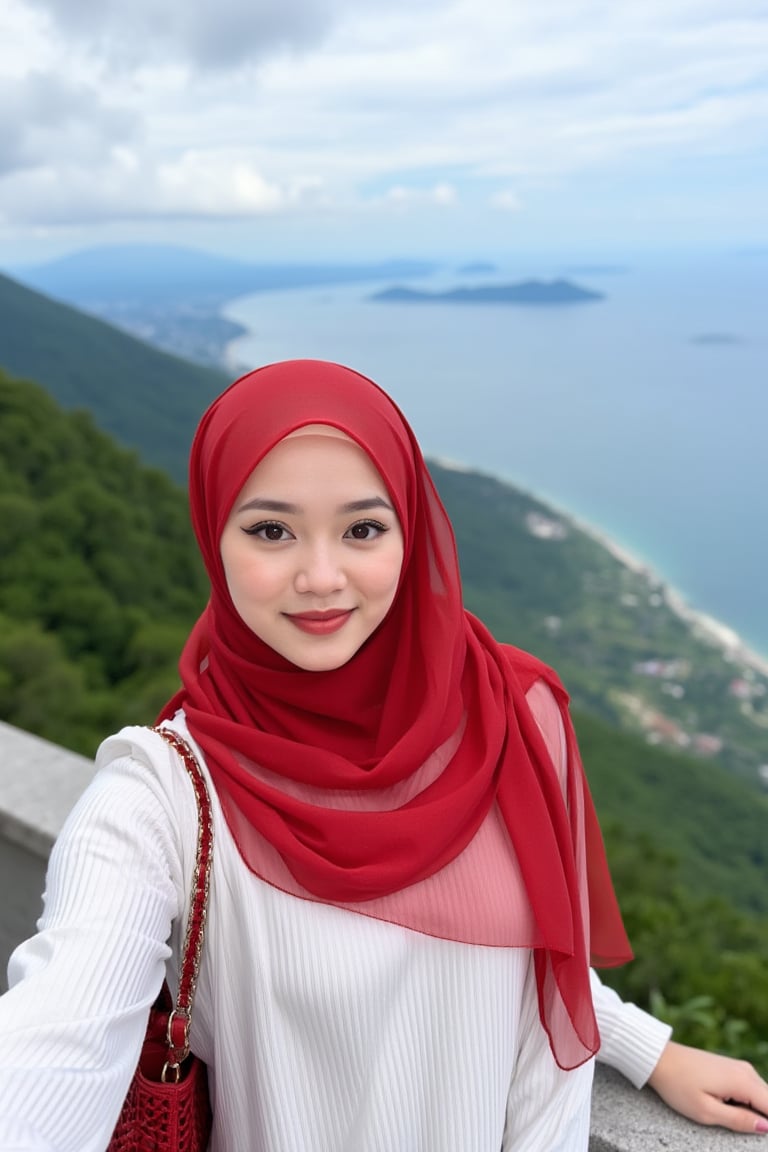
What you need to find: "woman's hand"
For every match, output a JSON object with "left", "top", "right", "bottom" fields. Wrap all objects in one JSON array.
[{"left": 648, "top": 1041, "right": 768, "bottom": 1134}]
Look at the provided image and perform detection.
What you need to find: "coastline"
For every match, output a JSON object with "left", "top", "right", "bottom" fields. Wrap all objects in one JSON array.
[
  {"left": 433, "top": 455, "right": 768, "bottom": 680},
  {"left": 219, "top": 301, "right": 768, "bottom": 683},
  {"left": 577, "top": 517, "right": 768, "bottom": 680}
]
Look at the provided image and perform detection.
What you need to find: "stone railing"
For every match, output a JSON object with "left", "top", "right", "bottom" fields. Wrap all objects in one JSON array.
[
  {"left": 0, "top": 721, "right": 757, "bottom": 1149},
  {"left": 590, "top": 1064, "right": 757, "bottom": 1149},
  {"left": 0, "top": 720, "right": 95, "bottom": 985}
]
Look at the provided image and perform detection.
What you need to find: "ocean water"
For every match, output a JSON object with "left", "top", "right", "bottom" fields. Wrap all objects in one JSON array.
[{"left": 222, "top": 251, "right": 768, "bottom": 659}]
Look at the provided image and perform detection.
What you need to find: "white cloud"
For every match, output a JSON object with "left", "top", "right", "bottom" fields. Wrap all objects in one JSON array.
[
  {"left": 0, "top": 150, "right": 287, "bottom": 226},
  {"left": 383, "top": 184, "right": 458, "bottom": 208},
  {"left": 0, "top": 72, "right": 138, "bottom": 176},
  {"left": 0, "top": 0, "right": 52, "bottom": 78},
  {"left": 491, "top": 190, "right": 522, "bottom": 212},
  {"left": 155, "top": 152, "right": 283, "bottom": 215},
  {"left": 1, "top": 0, "right": 767, "bottom": 243}
]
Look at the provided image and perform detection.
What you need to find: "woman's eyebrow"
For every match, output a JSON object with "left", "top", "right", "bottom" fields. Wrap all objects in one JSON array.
[
  {"left": 339, "top": 497, "right": 394, "bottom": 514},
  {"left": 237, "top": 496, "right": 394, "bottom": 515},
  {"left": 236, "top": 498, "right": 299, "bottom": 514}
]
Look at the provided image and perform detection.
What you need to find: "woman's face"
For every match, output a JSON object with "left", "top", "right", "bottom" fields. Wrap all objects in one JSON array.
[{"left": 219, "top": 429, "right": 405, "bottom": 671}]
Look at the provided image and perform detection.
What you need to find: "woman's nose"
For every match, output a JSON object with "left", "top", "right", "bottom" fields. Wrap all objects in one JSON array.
[{"left": 293, "top": 543, "right": 347, "bottom": 596}]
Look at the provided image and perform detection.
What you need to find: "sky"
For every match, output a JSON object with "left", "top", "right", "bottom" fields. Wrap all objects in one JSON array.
[{"left": 1, "top": 0, "right": 767, "bottom": 265}]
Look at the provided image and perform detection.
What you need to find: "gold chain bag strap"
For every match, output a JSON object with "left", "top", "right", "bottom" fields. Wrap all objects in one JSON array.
[{"left": 108, "top": 726, "right": 214, "bottom": 1152}]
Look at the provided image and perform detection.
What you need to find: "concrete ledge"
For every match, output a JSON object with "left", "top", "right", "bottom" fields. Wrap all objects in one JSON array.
[
  {"left": 0, "top": 720, "right": 95, "bottom": 857},
  {"left": 590, "top": 1065, "right": 759, "bottom": 1150}
]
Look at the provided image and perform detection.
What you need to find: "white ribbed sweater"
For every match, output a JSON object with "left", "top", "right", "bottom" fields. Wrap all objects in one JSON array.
[{"left": 0, "top": 715, "right": 669, "bottom": 1152}]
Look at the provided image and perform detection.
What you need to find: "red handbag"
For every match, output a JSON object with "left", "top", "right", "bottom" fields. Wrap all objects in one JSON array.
[{"left": 108, "top": 726, "right": 214, "bottom": 1152}]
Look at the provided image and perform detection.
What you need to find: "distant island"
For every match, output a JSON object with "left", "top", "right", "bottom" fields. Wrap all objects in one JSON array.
[
  {"left": 690, "top": 332, "right": 743, "bottom": 346},
  {"left": 370, "top": 278, "right": 604, "bottom": 306}
]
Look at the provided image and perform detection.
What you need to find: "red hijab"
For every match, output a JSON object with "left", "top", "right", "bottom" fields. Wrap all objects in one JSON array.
[{"left": 161, "top": 359, "right": 630, "bottom": 1068}]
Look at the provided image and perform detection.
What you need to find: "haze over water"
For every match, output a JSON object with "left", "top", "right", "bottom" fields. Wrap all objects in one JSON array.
[{"left": 224, "top": 250, "right": 768, "bottom": 659}]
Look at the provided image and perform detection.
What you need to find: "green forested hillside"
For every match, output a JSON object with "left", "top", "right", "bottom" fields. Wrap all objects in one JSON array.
[
  {"left": 0, "top": 271, "right": 228, "bottom": 481},
  {"left": 1, "top": 366, "right": 766, "bottom": 1070},
  {"left": 598, "top": 815, "right": 768, "bottom": 1072},
  {"left": 0, "top": 370, "right": 207, "bottom": 751},
  {"left": 576, "top": 712, "right": 767, "bottom": 915}
]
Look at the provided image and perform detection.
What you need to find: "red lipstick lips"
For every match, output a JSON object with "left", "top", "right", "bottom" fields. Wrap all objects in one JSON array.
[{"left": 286, "top": 609, "right": 354, "bottom": 635}]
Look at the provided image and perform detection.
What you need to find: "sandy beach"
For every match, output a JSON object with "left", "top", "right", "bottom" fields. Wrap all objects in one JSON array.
[{"left": 435, "top": 455, "right": 768, "bottom": 681}]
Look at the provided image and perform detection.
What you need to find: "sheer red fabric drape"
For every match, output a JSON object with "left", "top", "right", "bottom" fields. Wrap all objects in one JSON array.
[{"left": 160, "top": 359, "right": 631, "bottom": 1068}]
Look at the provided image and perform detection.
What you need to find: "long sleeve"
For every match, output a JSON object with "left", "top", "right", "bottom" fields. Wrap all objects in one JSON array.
[
  {"left": 0, "top": 749, "right": 184, "bottom": 1152},
  {"left": 591, "top": 968, "right": 672, "bottom": 1088},
  {"left": 503, "top": 955, "right": 594, "bottom": 1151}
]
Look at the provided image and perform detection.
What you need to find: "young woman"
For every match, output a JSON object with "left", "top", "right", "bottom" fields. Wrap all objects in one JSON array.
[{"left": 0, "top": 360, "right": 765, "bottom": 1149}]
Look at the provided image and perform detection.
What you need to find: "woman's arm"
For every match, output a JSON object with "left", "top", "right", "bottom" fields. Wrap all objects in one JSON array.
[
  {"left": 592, "top": 970, "right": 768, "bottom": 1134},
  {"left": 0, "top": 747, "right": 184, "bottom": 1152},
  {"left": 590, "top": 968, "right": 671, "bottom": 1087}
]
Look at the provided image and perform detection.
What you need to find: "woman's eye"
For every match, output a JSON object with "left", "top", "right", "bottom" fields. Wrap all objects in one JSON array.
[
  {"left": 345, "top": 520, "right": 388, "bottom": 541},
  {"left": 243, "top": 521, "right": 293, "bottom": 542}
]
